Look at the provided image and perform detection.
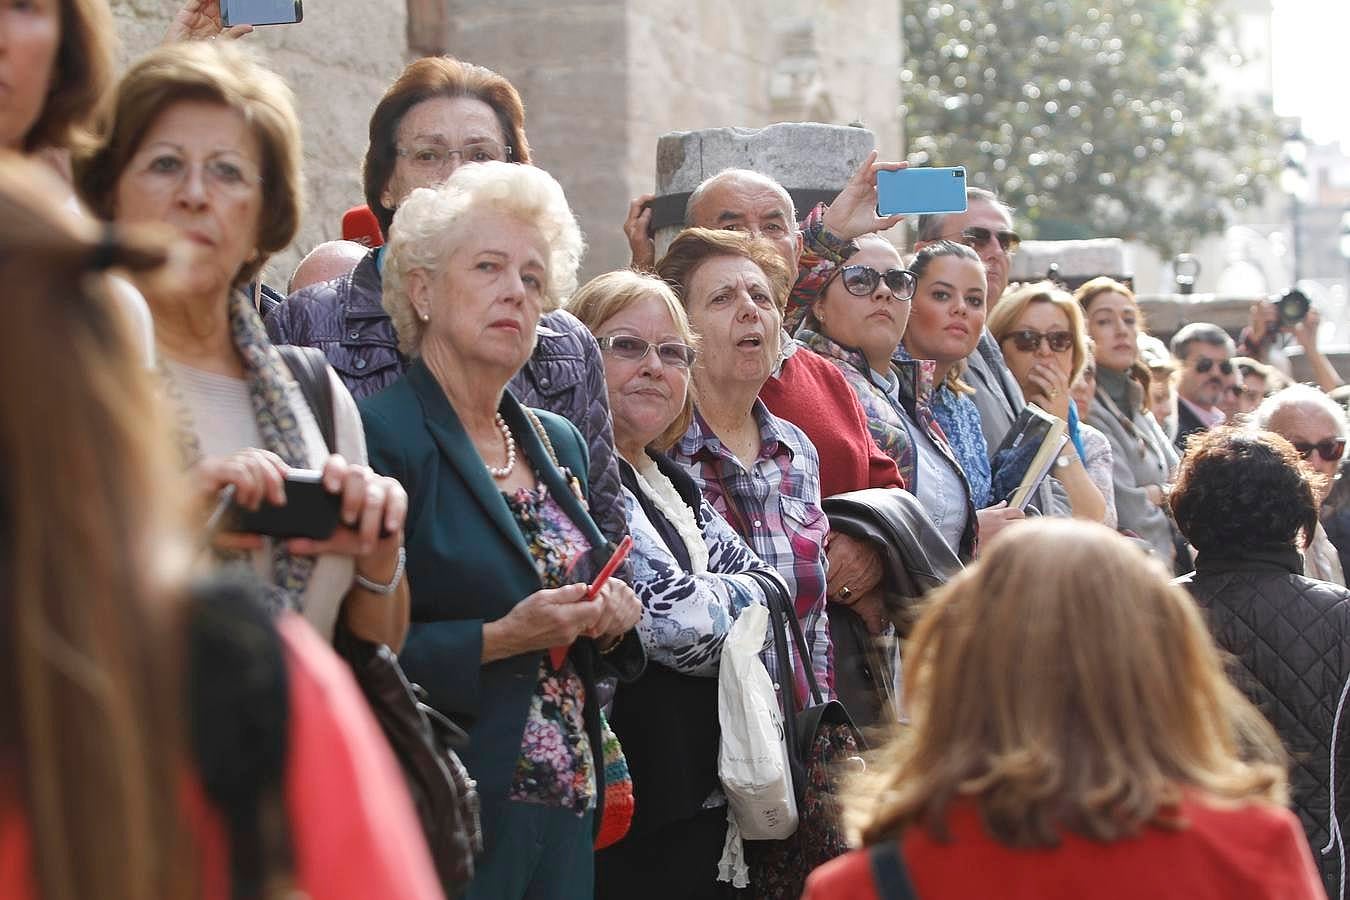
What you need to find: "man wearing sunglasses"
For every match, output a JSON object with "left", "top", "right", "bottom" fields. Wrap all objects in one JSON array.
[
  {"left": 1169, "top": 322, "right": 1237, "bottom": 454},
  {"left": 912, "top": 187, "right": 1071, "bottom": 518},
  {"left": 1252, "top": 384, "right": 1349, "bottom": 586}
]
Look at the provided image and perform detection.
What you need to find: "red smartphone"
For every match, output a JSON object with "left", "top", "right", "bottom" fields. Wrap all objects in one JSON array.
[
  {"left": 550, "top": 535, "right": 634, "bottom": 667},
  {"left": 583, "top": 535, "right": 633, "bottom": 600}
]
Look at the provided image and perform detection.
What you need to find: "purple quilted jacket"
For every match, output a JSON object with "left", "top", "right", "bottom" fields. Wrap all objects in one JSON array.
[{"left": 265, "top": 250, "right": 629, "bottom": 550}]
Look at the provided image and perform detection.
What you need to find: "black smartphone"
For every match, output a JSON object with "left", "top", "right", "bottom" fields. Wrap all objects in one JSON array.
[
  {"left": 227, "top": 470, "right": 340, "bottom": 539},
  {"left": 221, "top": 0, "right": 303, "bottom": 27}
]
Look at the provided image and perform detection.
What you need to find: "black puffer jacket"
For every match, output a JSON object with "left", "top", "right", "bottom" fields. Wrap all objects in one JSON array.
[
  {"left": 265, "top": 249, "right": 629, "bottom": 550},
  {"left": 1182, "top": 547, "right": 1350, "bottom": 897}
]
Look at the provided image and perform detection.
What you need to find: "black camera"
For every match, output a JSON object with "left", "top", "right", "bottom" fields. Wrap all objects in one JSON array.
[{"left": 1276, "top": 289, "right": 1311, "bottom": 327}]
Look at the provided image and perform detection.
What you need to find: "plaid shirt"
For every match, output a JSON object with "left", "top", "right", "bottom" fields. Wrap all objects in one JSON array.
[{"left": 671, "top": 401, "right": 833, "bottom": 710}]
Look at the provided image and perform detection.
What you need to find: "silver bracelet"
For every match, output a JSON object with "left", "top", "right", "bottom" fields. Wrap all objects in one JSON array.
[{"left": 354, "top": 545, "right": 405, "bottom": 595}]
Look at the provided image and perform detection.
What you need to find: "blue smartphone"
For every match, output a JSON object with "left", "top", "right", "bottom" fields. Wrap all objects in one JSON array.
[
  {"left": 221, "top": 0, "right": 302, "bottom": 26},
  {"left": 876, "top": 166, "right": 968, "bottom": 217}
]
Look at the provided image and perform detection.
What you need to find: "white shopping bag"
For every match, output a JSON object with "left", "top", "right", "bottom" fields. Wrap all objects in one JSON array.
[{"left": 717, "top": 603, "right": 798, "bottom": 840}]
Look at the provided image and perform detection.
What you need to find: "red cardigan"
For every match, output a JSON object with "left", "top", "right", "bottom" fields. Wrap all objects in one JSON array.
[
  {"left": 760, "top": 345, "right": 904, "bottom": 498},
  {"left": 803, "top": 799, "right": 1324, "bottom": 900}
]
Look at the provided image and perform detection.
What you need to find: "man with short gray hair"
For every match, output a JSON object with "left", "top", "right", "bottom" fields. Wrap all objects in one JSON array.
[
  {"left": 1251, "top": 383, "right": 1348, "bottom": 585},
  {"left": 1170, "top": 322, "right": 1237, "bottom": 453}
]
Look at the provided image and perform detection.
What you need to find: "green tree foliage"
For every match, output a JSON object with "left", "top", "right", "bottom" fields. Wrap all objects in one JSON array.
[{"left": 901, "top": 0, "right": 1281, "bottom": 257}]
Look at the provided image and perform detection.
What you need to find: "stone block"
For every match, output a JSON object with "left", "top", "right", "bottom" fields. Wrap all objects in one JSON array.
[
  {"left": 647, "top": 121, "right": 874, "bottom": 251},
  {"left": 1010, "top": 238, "right": 1131, "bottom": 284}
]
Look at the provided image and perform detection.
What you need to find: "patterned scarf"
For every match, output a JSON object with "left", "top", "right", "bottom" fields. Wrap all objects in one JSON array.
[
  {"left": 165, "top": 289, "right": 316, "bottom": 612},
  {"left": 895, "top": 344, "right": 992, "bottom": 507}
]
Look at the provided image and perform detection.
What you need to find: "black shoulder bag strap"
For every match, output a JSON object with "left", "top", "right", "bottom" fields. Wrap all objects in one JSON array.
[
  {"left": 276, "top": 344, "right": 336, "bottom": 453},
  {"left": 868, "top": 840, "right": 919, "bottom": 900}
]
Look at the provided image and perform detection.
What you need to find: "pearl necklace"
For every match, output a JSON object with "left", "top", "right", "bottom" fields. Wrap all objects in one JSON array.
[{"left": 485, "top": 413, "right": 517, "bottom": 479}]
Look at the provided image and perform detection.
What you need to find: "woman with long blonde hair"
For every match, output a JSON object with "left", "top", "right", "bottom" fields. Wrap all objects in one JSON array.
[{"left": 805, "top": 519, "right": 1322, "bottom": 900}]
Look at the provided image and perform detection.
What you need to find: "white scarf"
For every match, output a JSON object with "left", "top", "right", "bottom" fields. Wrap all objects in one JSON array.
[{"left": 631, "top": 455, "right": 709, "bottom": 574}]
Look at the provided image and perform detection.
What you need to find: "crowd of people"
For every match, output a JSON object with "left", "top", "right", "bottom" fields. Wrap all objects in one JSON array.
[{"left": 5, "top": 3, "right": 1350, "bottom": 898}]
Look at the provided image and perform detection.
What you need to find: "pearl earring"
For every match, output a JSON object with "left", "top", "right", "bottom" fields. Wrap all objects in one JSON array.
[{"left": 420, "top": 311, "right": 430, "bottom": 322}]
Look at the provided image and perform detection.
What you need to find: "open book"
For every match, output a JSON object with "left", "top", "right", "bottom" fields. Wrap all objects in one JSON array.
[{"left": 989, "top": 404, "right": 1068, "bottom": 511}]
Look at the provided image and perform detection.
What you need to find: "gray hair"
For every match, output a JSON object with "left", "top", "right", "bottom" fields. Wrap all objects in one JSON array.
[
  {"left": 1251, "top": 383, "right": 1349, "bottom": 439},
  {"left": 916, "top": 186, "right": 1012, "bottom": 243},
  {"left": 1170, "top": 322, "right": 1235, "bottom": 361},
  {"left": 381, "top": 161, "right": 584, "bottom": 357},
  {"left": 684, "top": 168, "right": 798, "bottom": 229}
]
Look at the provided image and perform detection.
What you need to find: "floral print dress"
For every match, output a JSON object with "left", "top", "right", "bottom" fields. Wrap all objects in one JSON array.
[{"left": 504, "top": 483, "right": 597, "bottom": 815}]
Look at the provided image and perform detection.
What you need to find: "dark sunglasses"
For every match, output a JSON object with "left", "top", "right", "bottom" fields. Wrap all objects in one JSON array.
[
  {"left": 598, "top": 335, "right": 697, "bottom": 368},
  {"left": 1193, "top": 356, "right": 1234, "bottom": 376},
  {"left": 838, "top": 264, "right": 917, "bottom": 300},
  {"left": 951, "top": 226, "right": 1021, "bottom": 254},
  {"left": 1292, "top": 437, "right": 1347, "bottom": 462},
  {"left": 1006, "top": 329, "right": 1074, "bottom": 353}
]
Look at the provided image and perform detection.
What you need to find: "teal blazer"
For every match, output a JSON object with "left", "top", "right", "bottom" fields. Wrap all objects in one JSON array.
[{"left": 359, "top": 360, "right": 643, "bottom": 847}]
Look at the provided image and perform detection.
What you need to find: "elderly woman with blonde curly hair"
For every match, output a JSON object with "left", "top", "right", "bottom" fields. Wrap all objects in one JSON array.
[
  {"left": 359, "top": 161, "right": 644, "bottom": 899},
  {"left": 806, "top": 518, "right": 1321, "bottom": 899}
]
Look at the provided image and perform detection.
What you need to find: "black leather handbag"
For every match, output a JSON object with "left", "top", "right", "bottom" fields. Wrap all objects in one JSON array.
[
  {"left": 278, "top": 344, "right": 483, "bottom": 895},
  {"left": 331, "top": 627, "right": 483, "bottom": 894}
]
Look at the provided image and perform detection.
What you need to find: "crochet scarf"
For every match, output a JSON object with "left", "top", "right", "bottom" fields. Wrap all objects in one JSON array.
[{"left": 165, "top": 289, "right": 317, "bottom": 612}]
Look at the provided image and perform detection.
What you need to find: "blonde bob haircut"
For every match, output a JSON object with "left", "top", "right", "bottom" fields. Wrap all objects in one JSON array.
[
  {"left": 987, "top": 280, "right": 1090, "bottom": 384},
  {"left": 570, "top": 269, "right": 699, "bottom": 452},
  {"left": 654, "top": 227, "right": 792, "bottom": 314},
  {"left": 846, "top": 519, "right": 1288, "bottom": 850},
  {"left": 382, "top": 161, "right": 584, "bottom": 358},
  {"left": 78, "top": 41, "right": 304, "bottom": 288}
]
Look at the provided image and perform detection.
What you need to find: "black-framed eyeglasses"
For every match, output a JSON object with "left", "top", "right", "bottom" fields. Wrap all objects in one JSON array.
[
  {"left": 947, "top": 226, "right": 1021, "bottom": 254},
  {"left": 1291, "top": 437, "right": 1347, "bottom": 462},
  {"left": 597, "top": 335, "right": 697, "bottom": 368},
  {"left": 1193, "top": 356, "right": 1234, "bottom": 376},
  {"left": 1006, "top": 329, "right": 1074, "bottom": 353},
  {"left": 837, "top": 265, "right": 917, "bottom": 300}
]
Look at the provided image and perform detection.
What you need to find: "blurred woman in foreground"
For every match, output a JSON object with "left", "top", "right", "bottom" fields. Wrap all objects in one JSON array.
[
  {"left": 805, "top": 519, "right": 1321, "bottom": 900},
  {"left": 0, "top": 155, "right": 439, "bottom": 899}
]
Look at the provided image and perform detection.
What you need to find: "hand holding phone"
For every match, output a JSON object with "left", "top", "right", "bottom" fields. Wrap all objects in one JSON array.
[
  {"left": 221, "top": 0, "right": 302, "bottom": 27},
  {"left": 225, "top": 470, "right": 341, "bottom": 539},
  {"left": 876, "top": 166, "right": 968, "bottom": 217},
  {"left": 551, "top": 536, "right": 634, "bottom": 667}
]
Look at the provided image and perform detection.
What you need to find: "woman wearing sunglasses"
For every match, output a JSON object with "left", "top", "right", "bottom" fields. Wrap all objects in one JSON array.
[
  {"left": 570, "top": 269, "right": 791, "bottom": 899},
  {"left": 1251, "top": 384, "right": 1348, "bottom": 586},
  {"left": 795, "top": 234, "right": 976, "bottom": 559},
  {"left": 987, "top": 283, "right": 1109, "bottom": 524}
]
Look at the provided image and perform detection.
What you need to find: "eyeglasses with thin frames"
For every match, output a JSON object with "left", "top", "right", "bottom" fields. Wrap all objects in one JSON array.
[
  {"left": 133, "top": 152, "right": 262, "bottom": 197},
  {"left": 597, "top": 335, "right": 697, "bottom": 369},
  {"left": 395, "top": 140, "right": 513, "bottom": 170}
]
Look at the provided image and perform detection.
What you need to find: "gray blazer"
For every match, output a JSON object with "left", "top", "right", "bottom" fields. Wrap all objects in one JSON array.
[
  {"left": 1087, "top": 394, "right": 1178, "bottom": 563},
  {"left": 964, "top": 330, "right": 1071, "bottom": 517}
]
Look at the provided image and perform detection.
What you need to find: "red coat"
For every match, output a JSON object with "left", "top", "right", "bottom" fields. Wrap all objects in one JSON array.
[
  {"left": 804, "top": 798, "right": 1325, "bottom": 900},
  {"left": 761, "top": 344, "right": 904, "bottom": 499}
]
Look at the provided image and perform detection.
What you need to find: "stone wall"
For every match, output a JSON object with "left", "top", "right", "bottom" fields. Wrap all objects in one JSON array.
[
  {"left": 107, "top": 0, "right": 903, "bottom": 287},
  {"left": 109, "top": 0, "right": 408, "bottom": 287}
]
